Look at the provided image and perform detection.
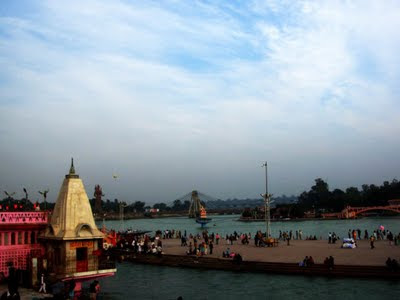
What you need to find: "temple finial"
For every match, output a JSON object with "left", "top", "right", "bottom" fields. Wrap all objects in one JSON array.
[
  {"left": 66, "top": 158, "right": 79, "bottom": 179},
  {"left": 69, "top": 158, "right": 75, "bottom": 174}
]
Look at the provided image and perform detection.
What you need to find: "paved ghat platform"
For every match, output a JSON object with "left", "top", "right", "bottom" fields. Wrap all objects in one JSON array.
[
  {"left": 162, "top": 239, "right": 400, "bottom": 266},
  {"left": 114, "top": 239, "right": 400, "bottom": 279}
]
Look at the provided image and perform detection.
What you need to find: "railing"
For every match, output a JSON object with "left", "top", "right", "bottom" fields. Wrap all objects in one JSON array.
[{"left": 0, "top": 211, "right": 49, "bottom": 224}]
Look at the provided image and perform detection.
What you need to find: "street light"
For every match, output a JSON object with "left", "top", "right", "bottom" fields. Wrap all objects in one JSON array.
[{"left": 119, "top": 202, "right": 128, "bottom": 231}]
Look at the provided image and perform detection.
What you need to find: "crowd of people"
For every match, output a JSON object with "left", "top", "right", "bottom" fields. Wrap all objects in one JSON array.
[
  {"left": 113, "top": 226, "right": 400, "bottom": 273},
  {"left": 343, "top": 227, "right": 399, "bottom": 244},
  {"left": 116, "top": 232, "right": 163, "bottom": 255},
  {"left": 386, "top": 257, "right": 399, "bottom": 272},
  {"left": 299, "top": 256, "right": 315, "bottom": 267},
  {"left": 324, "top": 256, "right": 335, "bottom": 270}
]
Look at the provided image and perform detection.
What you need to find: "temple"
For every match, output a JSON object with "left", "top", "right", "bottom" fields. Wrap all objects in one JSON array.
[
  {"left": 0, "top": 160, "right": 116, "bottom": 292},
  {"left": 41, "top": 159, "right": 116, "bottom": 288}
]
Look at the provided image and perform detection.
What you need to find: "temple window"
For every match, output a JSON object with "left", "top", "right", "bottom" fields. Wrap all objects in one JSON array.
[
  {"left": 18, "top": 232, "right": 23, "bottom": 244},
  {"left": 24, "top": 232, "right": 29, "bottom": 244},
  {"left": 76, "top": 247, "right": 88, "bottom": 261},
  {"left": 31, "top": 231, "right": 36, "bottom": 244},
  {"left": 11, "top": 232, "right": 16, "bottom": 245}
]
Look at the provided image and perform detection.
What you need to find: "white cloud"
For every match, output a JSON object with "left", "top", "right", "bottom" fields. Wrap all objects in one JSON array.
[{"left": 0, "top": 0, "right": 399, "bottom": 202}]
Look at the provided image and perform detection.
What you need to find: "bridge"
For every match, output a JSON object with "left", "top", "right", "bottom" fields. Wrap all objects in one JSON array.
[{"left": 322, "top": 200, "right": 400, "bottom": 219}]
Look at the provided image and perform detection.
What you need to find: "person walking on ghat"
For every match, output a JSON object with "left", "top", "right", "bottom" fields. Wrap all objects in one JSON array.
[
  {"left": 370, "top": 235, "right": 375, "bottom": 249},
  {"left": 38, "top": 274, "right": 46, "bottom": 293},
  {"left": 90, "top": 280, "right": 100, "bottom": 300},
  {"left": 209, "top": 240, "right": 214, "bottom": 255}
]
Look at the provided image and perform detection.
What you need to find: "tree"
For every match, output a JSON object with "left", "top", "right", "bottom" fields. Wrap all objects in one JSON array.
[
  {"left": 330, "top": 188, "right": 345, "bottom": 211},
  {"left": 133, "top": 201, "right": 146, "bottom": 212},
  {"left": 153, "top": 203, "right": 168, "bottom": 211},
  {"left": 172, "top": 199, "right": 183, "bottom": 211}
]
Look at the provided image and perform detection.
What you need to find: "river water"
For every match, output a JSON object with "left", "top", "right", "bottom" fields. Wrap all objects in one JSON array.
[{"left": 94, "top": 215, "right": 400, "bottom": 299}]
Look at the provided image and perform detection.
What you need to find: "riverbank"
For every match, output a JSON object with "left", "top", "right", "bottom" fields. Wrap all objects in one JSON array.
[
  {"left": 238, "top": 217, "right": 329, "bottom": 222},
  {"left": 161, "top": 239, "right": 397, "bottom": 266},
  {"left": 94, "top": 213, "right": 186, "bottom": 221},
  {"left": 95, "top": 212, "right": 232, "bottom": 221},
  {"left": 112, "top": 239, "right": 400, "bottom": 279},
  {"left": 0, "top": 284, "right": 53, "bottom": 299}
]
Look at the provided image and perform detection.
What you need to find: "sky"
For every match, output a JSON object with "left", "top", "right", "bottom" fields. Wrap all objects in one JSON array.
[{"left": 1, "top": 0, "right": 400, "bottom": 204}]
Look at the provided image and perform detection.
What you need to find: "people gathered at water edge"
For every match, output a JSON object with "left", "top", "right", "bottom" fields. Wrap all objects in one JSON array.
[{"left": 111, "top": 226, "right": 400, "bottom": 273}]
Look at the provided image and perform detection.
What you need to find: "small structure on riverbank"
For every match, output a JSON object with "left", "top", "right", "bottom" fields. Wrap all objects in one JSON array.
[
  {"left": 188, "top": 191, "right": 212, "bottom": 227},
  {"left": 41, "top": 159, "right": 116, "bottom": 290}
]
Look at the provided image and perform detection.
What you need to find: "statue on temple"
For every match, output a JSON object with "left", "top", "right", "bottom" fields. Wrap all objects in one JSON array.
[
  {"left": 94, "top": 185, "right": 104, "bottom": 214},
  {"left": 38, "top": 190, "right": 49, "bottom": 210}
]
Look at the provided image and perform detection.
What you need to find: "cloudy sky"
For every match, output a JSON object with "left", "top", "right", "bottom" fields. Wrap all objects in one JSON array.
[{"left": 1, "top": 0, "right": 399, "bottom": 204}]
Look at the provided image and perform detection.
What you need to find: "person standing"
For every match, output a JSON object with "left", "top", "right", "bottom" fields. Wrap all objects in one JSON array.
[
  {"left": 209, "top": 241, "right": 214, "bottom": 255},
  {"left": 38, "top": 274, "right": 46, "bottom": 293},
  {"left": 370, "top": 235, "right": 375, "bottom": 249},
  {"left": 328, "top": 256, "right": 334, "bottom": 270},
  {"left": 388, "top": 231, "right": 394, "bottom": 246},
  {"left": 90, "top": 280, "right": 100, "bottom": 300},
  {"left": 68, "top": 280, "right": 76, "bottom": 299}
]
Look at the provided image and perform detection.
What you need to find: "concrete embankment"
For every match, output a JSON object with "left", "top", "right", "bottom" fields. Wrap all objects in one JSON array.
[
  {"left": 111, "top": 239, "right": 400, "bottom": 279},
  {"left": 112, "top": 251, "right": 400, "bottom": 279}
]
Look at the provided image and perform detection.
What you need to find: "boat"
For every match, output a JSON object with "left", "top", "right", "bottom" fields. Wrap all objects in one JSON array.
[{"left": 195, "top": 206, "right": 212, "bottom": 228}]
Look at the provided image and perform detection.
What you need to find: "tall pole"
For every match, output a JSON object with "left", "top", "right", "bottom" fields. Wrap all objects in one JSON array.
[
  {"left": 119, "top": 202, "right": 127, "bottom": 231},
  {"left": 262, "top": 162, "right": 271, "bottom": 238},
  {"left": 119, "top": 202, "right": 124, "bottom": 231}
]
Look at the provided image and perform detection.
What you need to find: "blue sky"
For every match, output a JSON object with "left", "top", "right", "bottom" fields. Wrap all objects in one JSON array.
[{"left": 1, "top": 0, "right": 400, "bottom": 204}]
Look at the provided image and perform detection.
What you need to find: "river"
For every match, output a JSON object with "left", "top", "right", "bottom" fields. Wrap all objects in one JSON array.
[{"left": 93, "top": 215, "right": 400, "bottom": 299}]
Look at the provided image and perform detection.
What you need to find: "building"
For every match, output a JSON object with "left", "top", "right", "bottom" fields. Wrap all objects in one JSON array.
[
  {"left": 0, "top": 210, "right": 48, "bottom": 283},
  {"left": 40, "top": 159, "right": 116, "bottom": 289}
]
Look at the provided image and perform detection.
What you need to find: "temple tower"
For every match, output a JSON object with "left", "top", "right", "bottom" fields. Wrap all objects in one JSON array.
[{"left": 41, "top": 159, "right": 115, "bottom": 284}]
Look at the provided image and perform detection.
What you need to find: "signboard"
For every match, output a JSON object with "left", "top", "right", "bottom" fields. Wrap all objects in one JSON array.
[{"left": 69, "top": 241, "right": 94, "bottom": 249}]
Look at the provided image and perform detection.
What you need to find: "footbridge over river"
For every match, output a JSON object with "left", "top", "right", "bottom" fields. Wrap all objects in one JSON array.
[{"left": 322, "top": 199, "right": 400, "bottom": 219}]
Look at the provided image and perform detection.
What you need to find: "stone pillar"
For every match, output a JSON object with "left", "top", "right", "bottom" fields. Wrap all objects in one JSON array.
[{"left": 31, "top": 258, "right": 38, "bottom": 287}]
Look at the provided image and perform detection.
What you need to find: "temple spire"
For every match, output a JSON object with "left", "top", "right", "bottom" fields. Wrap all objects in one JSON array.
[
  {"left": 66, "top": 158, "right": 79, "bottom": 179},
  {"left": 69, "top": 158, "right": 75, "bottom": 175}
]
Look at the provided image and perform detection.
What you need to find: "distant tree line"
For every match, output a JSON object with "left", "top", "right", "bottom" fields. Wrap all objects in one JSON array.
[
  {"left": 3, "top": 178, "right": 399, "bottom": 217},
  {"left": 88, "top": 198, "right": 193, "bottom": 213},
  {"left": 274, "top": 178, "right": 400, "bottom": 218}
]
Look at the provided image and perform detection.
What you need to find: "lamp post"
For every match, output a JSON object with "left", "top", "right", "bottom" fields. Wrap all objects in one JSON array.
[
  {"left": 119, "top": 202, "right": 127, "bottom": 231},
  {"left": 261, "top": 162, "right": 271, "bottom": 238},
  {"left": 23, "top": 188, "right": 28, "bottom": 207}
]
